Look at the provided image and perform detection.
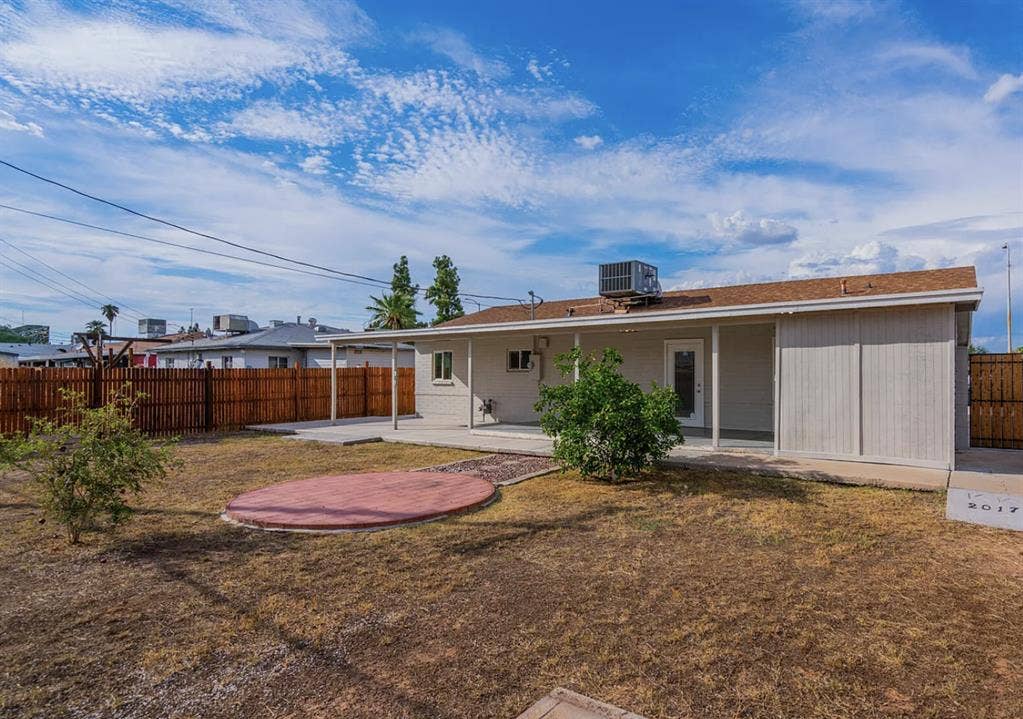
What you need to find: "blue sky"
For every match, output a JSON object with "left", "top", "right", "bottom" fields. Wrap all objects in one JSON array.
[{"left": 0, "top": 0, "right": 1019, "bottom": 347}]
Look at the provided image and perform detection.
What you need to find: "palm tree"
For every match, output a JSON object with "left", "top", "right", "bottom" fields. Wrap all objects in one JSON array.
[
  {"left": 365, "top": 292, "right": 420, "bottom": 330},
  {"left": 84, "top": 320, "right": 106, "bottom": 340},
  {"left": 100, "top": 304, "right": 119, "bottom": 336}
]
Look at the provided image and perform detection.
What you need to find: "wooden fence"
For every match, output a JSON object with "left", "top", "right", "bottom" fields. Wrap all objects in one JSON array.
[
  {"left": 0, "top": 366, "right": 415, "bottom": 436},
  {"left": 970, "top": 353, "right": 1022, "bottom": 450}
]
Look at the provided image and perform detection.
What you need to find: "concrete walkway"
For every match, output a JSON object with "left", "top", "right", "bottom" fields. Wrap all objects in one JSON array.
[
  {"left": 249, "top": 417, "right": 961, "bottom": 491},
  {"left": 946, "top": 448, "right": 1023, "bottom": 531}
]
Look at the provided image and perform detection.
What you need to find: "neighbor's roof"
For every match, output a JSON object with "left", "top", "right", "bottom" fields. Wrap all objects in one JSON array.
[
  {"left": 0, "top": 343, "right": 79, "bottom": 360},
  {"left": 153, "top": 323, "right": 347, "bottom": 353},
  {"left": 438, "top": 266, "right": 980, "bottom": 328}
]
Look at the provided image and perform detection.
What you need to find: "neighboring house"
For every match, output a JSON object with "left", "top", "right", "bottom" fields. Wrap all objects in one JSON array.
[
  {"left": 0, "top": 349, "right": 17, "bottom": 367},
  {"left": 0, "top": 343, "right": 89, "bottom": 367},
  {"left": 319, "top": 265, "right": 982, "bottom": 471},
  {"left": 152, "top": 319, "right": 414, "bottom": 369}
]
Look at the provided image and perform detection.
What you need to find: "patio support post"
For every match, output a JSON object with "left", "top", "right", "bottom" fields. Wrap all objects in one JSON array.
[
  {"left": 573, "top": 332, "right": 580, "bottom": 382},
  {"left": 391, "top": 341, "right": 398, "bottom": 430},
  {"left": 467, "top": 337, "right": 474, "bottom": 430},
  {"left": 330, "top": 341, "right": 337, "bottom": 424},
  {"left": 711, "top": 324, "right": 720, "bottom": 449}
]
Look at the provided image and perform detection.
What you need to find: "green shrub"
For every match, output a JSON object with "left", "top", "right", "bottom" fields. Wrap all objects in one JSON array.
[
  {"left": 1, "top": 388, "right": 176, "bottom": 544},
  {"left": 535, "top": 347, "right": 684, "bottom": 482}
]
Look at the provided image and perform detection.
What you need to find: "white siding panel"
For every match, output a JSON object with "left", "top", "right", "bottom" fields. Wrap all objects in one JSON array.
[
  {"left": 778, "top": 312, "right": 858, "bottom": 455},
  {"left": 860, "top": 306, "right": 952, "bottom": 463}
]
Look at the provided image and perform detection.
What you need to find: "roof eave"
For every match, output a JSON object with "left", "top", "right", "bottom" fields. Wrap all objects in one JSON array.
[{"left": 315, "top": 287, "right": 983, "bottom": 344}]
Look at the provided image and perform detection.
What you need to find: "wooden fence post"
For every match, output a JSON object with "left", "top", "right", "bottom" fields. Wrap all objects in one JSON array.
[
  {"left": 293, "top": 365, "right": 301, "bottom": 421},
  {"left": 204, "top": 365, "right": 214, "bottom": 432},
  {"left": 363, "top": 363, "right": 370, "bottom": 416},
  {"left": 91, "top": 364, "right": 103, "bottom": 408}
]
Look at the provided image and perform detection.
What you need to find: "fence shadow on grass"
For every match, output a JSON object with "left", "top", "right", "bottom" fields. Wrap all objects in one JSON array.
[{"left": 625, "top": 465, "right": 815, "bottom": 504}]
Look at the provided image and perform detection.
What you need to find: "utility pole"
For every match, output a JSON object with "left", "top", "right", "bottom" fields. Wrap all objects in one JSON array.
[{"left": 1004, "top": 243, "right": 1013, "bottom": 352}]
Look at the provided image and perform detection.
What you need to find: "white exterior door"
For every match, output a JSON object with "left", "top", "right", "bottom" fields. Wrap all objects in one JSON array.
[{"left": 665, "top": 340, "right": 704, "bottom": 427}]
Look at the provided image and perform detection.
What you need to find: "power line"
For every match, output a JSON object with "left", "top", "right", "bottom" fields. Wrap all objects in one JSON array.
[
  {"left": 0, "top": 237, "right": 149, "bottom": 319},
  {"left": 0, "top": 248, "right": 144, "bottom": 322},
  {"left": 0, "top": 202, "right": 525, "bottom": 302},
  {"left": 0, "top": 254, "right": 106, "bottom": 313},
  {"left": 0, "top": 158, "right": 399, "bottom": 287}
]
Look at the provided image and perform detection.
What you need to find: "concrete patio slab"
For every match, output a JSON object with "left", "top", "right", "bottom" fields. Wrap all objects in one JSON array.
[
  {"left": 247, "top": 417, "right": 960, "bottom": 492},
  {"left": 515, "top": 687, "right": 647, "bottom": 719},
  {"left": 946, "top": 448, "right": 1023, "bottom": 531}
]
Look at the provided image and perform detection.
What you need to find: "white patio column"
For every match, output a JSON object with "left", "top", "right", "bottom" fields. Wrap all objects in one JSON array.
[
  {"left": 330, "top": 341, "right": 337, "bottom": 424},
  {"left": 467, "top": 337, "right": 474, "bottom": 429},
  {"left": 391, "top": 341, "right": 398, "bottom": 430},
  {"left": 711, "top": 324, "right": 720, "bottom": 449},
  {"left": 573, "top": 332, "right": 580, "bottom": 382}
]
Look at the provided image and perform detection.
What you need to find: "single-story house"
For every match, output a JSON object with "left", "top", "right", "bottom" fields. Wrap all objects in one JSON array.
[
  {"left": 0, "top": 343, "right": 89, "bottom": 367},
  {"left": 152, "top": 320, "right": 414, "bottom": 369},
  {"left": 319, "top": 265, "right": 982, "bottom": 471},
  {"left": 0, "top": 349, "right": 18, "bottom": 367}
]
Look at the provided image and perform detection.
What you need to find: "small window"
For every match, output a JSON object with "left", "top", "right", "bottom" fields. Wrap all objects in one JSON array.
[
  {"left": 268, "top": 356, "right": 289, "bottom": 369},
  {"left": 163, "top": 358, "right": 174, "bottom": 368},
  {"left": 507, "top": 349, "right": 532, "bottom": 372},
  {"left": 221, "top": 356, "right": 233, "bottom": 369},
  {"left": 432, "top": 350, "right": 453, "bottom": 382}
]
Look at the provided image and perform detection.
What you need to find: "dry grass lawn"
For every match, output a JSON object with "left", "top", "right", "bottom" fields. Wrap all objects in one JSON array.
[{"left": 1, "top": 434, "right": 1021, "bottom": 719}]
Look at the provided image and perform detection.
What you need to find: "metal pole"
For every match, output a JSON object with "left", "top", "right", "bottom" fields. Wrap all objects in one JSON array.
[
  {"left": 711, "top": 324, "right": 720, "bottom": 449},
  {"left": 391, "top": 341, "right": 398, "bottom": 430},
  {"left": 330, "top": 342, "right": 337, "bottom": 424},
  {"left": 1005, "top": 243, "right": 1013, "bottom": 352},
  {"left": 529, "top": 290, "right": 536, "bottom": 321},
  {"left": 573, "top": 332, "right": 580, "bottom": 382},
  {"left": 467, "top": 337, "right": 474, "bottom": 430}
]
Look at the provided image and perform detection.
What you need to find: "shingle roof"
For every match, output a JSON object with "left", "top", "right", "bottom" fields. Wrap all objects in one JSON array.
[
  {"left": 438, "top": 266, "right": 979, "bottom": 328},
  {"left": 152, "top": 324, "right": 347, "bottom": 353}
]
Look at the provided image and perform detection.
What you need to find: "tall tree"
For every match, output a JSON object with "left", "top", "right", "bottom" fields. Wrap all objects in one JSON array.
[
  {"left": 100, "top": 304, "right": 119, "bottom": 336},
  {"left": 390, "top": 256, "right": 418, "bottom": 298},
  {"left": 424, "top": 255, "right": 464, "bottom": 326},
  {"left": 389, "top": 255, "right": 420, "bottom": 326},
  {"left": 84, "top": 320, "right": 107, "bottom": 339},
  {"left": 365, "top": 292, "right": 420, "bottom": 330}
]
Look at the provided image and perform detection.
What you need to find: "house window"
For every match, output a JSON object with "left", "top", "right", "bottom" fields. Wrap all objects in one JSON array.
[
  {"left": 268, "top": 356, "right": 289, "bottom": 369},
  {"left": 163, "top": 358, "right": 174, "bottom": 368},
  {"left": 507, "top": 349, "right": 533, "bottom": 372},
  {"left": 221, "top": 356, "right": 233, "bottom": 369},
  {"left": 432, "top": 350, "right": 453, "bottom": 382}
]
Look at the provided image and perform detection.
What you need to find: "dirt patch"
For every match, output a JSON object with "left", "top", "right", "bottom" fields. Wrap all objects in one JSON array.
[
  {"left": 2, "top": 435, "right": 1021, "bottom": 719},
  {"left": 416, "top": 453, "right": 559, "bottom": 485}
]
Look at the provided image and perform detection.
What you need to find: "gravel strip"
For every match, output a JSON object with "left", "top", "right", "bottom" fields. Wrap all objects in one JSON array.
[{"left": 415, "top": 453, "right": 559, "bottom": 485}]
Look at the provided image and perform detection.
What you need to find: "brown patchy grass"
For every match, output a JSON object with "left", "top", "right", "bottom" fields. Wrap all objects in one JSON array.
[{"left": 1, "top": 434, "right": 1021, "bottom": 719}]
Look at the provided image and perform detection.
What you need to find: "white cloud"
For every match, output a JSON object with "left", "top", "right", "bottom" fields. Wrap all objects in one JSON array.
[
  {"left": 711, "top": 211, "right": 799, "bottom": 245},
  {"left": 984, "top": 73, "right": 1023, "bottom": 104},
  {"left": 0, "top": 21, "right": 328, "bottom": 105},
  {"left": 526, "top": 58, "right": 552, "bottom": 81},
  {"left": 222, "top": 100, "right": 364, "bottom": 146},
  {"left": 877, "top": 43, "right": 977, "bottom": 79},
  {"left": 410, "top": 27, "right": 508, "bottom": 79},
  {"left": 0, "top": 108, "right": 42, "bottom": 137},
  {"left": 300, "top": 153, "right": 330, "bottom": 174},
  {"left": 788, "top": 241, "right": 926, "bottom": 277},
  {"left": 574, "top": 134, "right": 603, "bottom": 150}
]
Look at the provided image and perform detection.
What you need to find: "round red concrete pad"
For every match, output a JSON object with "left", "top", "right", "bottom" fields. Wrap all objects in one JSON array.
[{"left": 223, "top": 472, "right": 496, "bottom": 532}]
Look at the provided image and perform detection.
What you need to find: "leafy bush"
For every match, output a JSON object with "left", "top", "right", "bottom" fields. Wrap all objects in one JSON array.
[
  {"left": 1, "top": 388, "right": 176, "bottom": 544},
  {"left": 535, "top": 347, "right": 684, "bottom": 482}
]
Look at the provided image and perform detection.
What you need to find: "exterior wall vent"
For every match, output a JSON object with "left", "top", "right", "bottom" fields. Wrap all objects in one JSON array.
[{"left": 598, "top": 261, "right": 661, "bottom": 299}]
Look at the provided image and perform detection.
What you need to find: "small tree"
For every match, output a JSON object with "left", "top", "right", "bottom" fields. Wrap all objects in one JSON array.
[
  {"left": 2, "top": 388, "right": 176, "bottom": 544},
  {"left": 424, "top": 254, "right": 464, "bottom": 325},
  {"left": 535, "top": 347, "right": 684, "bottom": 482}
]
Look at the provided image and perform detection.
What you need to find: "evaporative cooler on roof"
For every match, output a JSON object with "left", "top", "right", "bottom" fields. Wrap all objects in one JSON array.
[{"left": 598, "top": 261, "right": 661, "bottom": 298}]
